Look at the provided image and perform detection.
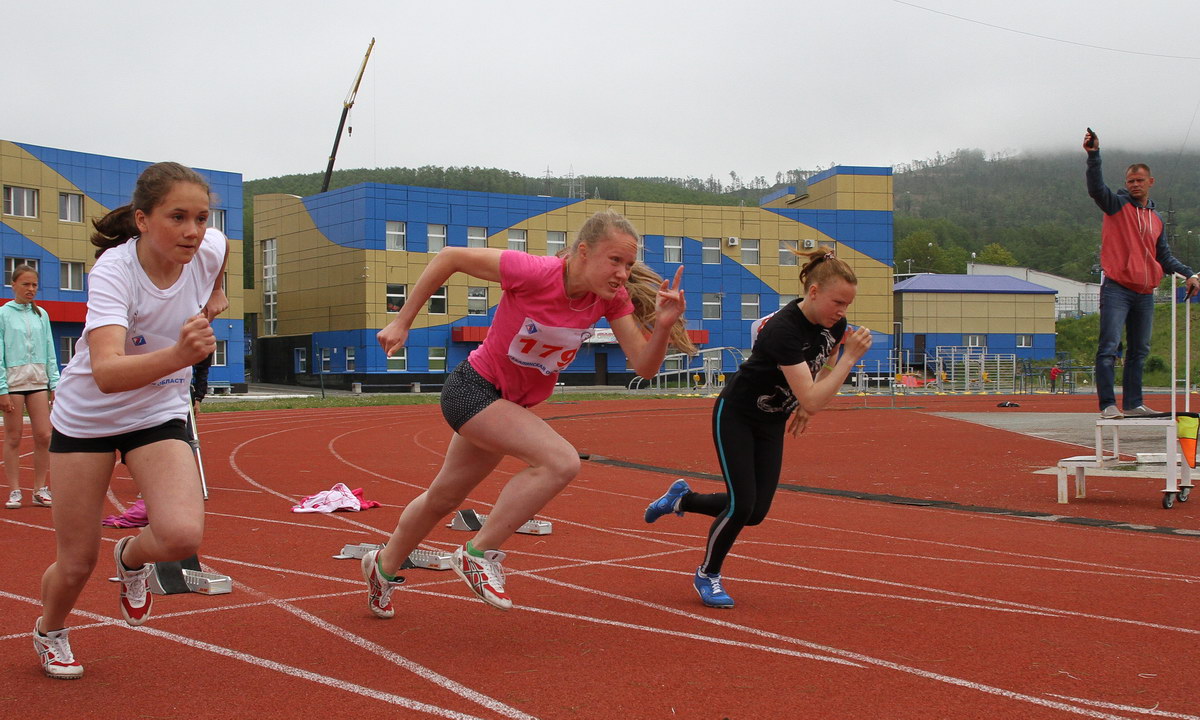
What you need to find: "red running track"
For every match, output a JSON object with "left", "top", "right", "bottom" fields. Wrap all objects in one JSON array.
[{"left": 0, "top": 395, "right": 1197, "bottom": 719}]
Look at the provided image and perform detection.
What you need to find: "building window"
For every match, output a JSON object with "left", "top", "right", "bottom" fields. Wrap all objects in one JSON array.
[
  {"left": 468, "top": 286, "right": 488, "bottom": 315},
  {"left": 59, "top": 193, "right": 83, "bottom": 223},
  {"left": 60, "top": 261, "right": 84, "bottom": 291},
  {"left": 429, "top": 347, "right": 447, "bottom": 372},
  {"left": 741, "top": 294, "right": 760, "bottom": 320},
  {"left": 965, "top": 334, "right": 986, "bottom": 347},
  {"left": 665, "top": 356, "right": 684, "bottom": 371},
  {"left": 702, "top": 238, "right": 721, "bottom": 264},
  {"left": 780, "top": 241, "right": 799, "bottom": 266},
  {"left": 546, "top": 230, "right": 566, "bottom": 256},
  {"left": 263, "top": 238, "right": 277, "bottom": 335},
  {"left": 320, "top": 347, "right": 332, "bottom": 373},
  {"left": 507, "top": 229, "right": 527, "bottom": 252},
  {"left": 664, "top": 236, "right": 683, "bottom": 264},
  {"left": 779, "top": 293, "right": 799, "bottom": 309},
  {"left": 703, "top": 293, "right": 722, "bottom": 320},
  {"left": 345, "top": 346, "right": 356, "bottom": 371},
  {"left": 387, "top": 347, "right": 407, "bottom": 371},
  {"left": 5, "top": 258, "right": 39, "bottom": 286},
  {"left": 468, "top": 226, "right": 487, "bottom": 248},
  {"left": 741, "top": 238, "right": 760, "bottom": 265},
  {"left": 214, "top": 340, "right": 227, "bottom": 366},
  {"left": 1016, "top": 334, "right": 1033, "bottom": 348},
  {"left": 427, "top": 224, "right": 446, "bottom": 253},
  {"left": 386, "top": 284, "right": 406, "bottom": 313},
  {"left": 386, "top": 221, "right": 406, "bottom": 251},
  {"left": 428, "top": 285, "right": 447, "bottom": 314},
  {"left": 59, "top": 336, "right": 78, "bottom": 362},
  {"left": 206, "top": 209, "right": 226, "bottom": 232},
  {"left": 295, "top": 347, "right": 307, "bottom": 373},
  {"left": 3, "top": 186, "right": 37, "bottom": 218}
]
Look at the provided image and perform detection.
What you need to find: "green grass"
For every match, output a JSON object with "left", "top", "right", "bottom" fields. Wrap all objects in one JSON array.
[
  {"left": 1053, "top": 302, "right": 1200, "bottom": 386},
  {"left": 197, "top": 390, "right": 689, "bottom": 413}
]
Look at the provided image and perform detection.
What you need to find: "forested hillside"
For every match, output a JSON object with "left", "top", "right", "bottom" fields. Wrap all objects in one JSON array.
[
  {"left": 893, "top": 148, "right": 1200, "bottom": 282},
  {"left": 243, "top": 147, "right": 1200, "bottom": 284}
]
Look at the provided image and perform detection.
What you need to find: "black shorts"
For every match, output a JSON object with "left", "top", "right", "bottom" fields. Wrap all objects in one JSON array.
[
  {"left": 50, "top": 418, "right": 190, "bottom": 463},
  {"left": 7, "top": 388, "right": 48, "bottom": 397},
  {"left": 441, "top": 360, "right": 502, "bottom": 432}
]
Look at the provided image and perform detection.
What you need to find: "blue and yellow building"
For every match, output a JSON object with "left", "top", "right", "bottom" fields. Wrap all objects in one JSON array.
[
  {"left": 893, "top": 274, "right": 1057, "bottom": 360},
  {"left": 251, "top": 165, "right": 895, "bottom": 388},
  {"left": 0, "top": 140, "right": 246, "bottom": 390}
]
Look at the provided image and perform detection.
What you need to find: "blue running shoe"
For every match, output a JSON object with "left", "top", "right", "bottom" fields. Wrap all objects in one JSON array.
[
  {"left": 693, "top": 568, "right": 734, "bottom": 608},
  {"left": 644, "top": 479, "right": 690, "bottom": 523}
]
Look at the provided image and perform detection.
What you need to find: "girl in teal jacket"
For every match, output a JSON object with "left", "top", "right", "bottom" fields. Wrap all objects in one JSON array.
[{"left": 2, "top": 265, "right": 59, "bottom": 509}]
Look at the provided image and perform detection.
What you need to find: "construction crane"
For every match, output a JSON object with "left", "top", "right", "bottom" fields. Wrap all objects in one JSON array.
[{"left": 321, "top": 38, "right": 375, "bottom": 193}]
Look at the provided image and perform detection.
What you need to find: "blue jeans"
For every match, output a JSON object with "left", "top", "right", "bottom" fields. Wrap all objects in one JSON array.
[{"left": 1095, "top": 279, "right": 1154, "bottom": 411}]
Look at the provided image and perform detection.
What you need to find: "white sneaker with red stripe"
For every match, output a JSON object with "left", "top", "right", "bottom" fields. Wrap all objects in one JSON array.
[
  {"left": 451, "top": 545, "right": 512, "bottom": 610},
  {"left": 33, "top": 619, "right": 84, "bottom": 679},
  {"left": 361, "top": 548, "right": 404, "bottom": 619},
  {"left": 114, "top": 536, "right": 153, "bottom": 626}
]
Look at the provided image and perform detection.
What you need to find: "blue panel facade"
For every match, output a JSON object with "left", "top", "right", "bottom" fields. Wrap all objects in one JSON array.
[{"left": 7, "top": 142, "right": 245, "bottom": 385}]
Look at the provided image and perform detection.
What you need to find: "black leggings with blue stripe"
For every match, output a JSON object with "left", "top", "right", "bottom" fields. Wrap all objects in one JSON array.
[{"left": 679, "top": 397, "right": 785, "bottom": 575}]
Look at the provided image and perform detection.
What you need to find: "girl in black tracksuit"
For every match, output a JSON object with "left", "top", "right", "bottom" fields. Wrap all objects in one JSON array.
[{"left": 644, "top": 251, "right": 873, "bottom": 608}]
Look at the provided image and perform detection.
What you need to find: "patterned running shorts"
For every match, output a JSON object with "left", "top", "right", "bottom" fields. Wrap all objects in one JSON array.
[{"left": 441, "top": 360, "right": 502, "bottom": 432}]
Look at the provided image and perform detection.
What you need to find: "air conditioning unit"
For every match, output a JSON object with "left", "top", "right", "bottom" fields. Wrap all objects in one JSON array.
[
  {"left": 727, "top": 236, "right": 739, "bottom": 247},
  {"left": 802, "top": 239, "right": 817, "bottom": 249}
]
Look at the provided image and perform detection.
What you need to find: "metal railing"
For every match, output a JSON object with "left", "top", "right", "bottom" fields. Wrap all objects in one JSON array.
[{"left": 628, "top": 346, "right": 745, "bottom": 391}]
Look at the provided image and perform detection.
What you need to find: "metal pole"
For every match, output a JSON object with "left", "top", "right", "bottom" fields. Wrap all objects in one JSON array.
[{"left": 318, "top": 346, "right": 326, "bottom": 399}]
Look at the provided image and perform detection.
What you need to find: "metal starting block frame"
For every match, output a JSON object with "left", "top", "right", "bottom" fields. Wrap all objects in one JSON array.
[
  {"left": 335, "top": 542, "right": 453, "bottom": 570},
  {"left": 147, "top": 555, "right": 232, "bottom": 595},
  {"left": 446, "top": 508, "right": 552, "bottom": 535}
]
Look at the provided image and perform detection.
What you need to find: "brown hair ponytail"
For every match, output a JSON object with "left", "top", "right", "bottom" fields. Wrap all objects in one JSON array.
[
  {"left": 90, "top": 161, "right": 210, "bottom": 258},
  {"left": 798, "top": 249, "right": 857, "bottom": 291}
]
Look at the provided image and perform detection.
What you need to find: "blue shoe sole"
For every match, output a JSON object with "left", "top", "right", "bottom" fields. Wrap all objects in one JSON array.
[{"left": 644, "top": 480, "right": 690, "bottom": 523}]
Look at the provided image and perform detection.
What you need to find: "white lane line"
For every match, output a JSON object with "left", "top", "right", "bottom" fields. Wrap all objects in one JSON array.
[
  {"left": 724, "top": 539, "right": 1200, "bottom": 585},
  {"left": 218, "top": 417, "right": 537, "bottom": 719},
  {"left": 401, "top": 585, "right": 863, "bottom": 669},
  {"left": 316, "top": 417, "right": 1200, "bottom": 634},
  {"left": 204, "top": 511, "right": 375, "bottom": 533},
  {"left": 516, "top": 573, "right": 1136, "bottom": 720},
  {"left": 227, "top": 579, "right": 538, "bottom": 720},
  {"left": 772, "top": 516, "right": 1200, "bottom": 578},
  {"left": 216, "top": 408, "right": 1190, "bottom": 715},
  {"left": 1045, "top": 694, "right": 1200, "bottom": 719},
  {"left": 0, "top": 589, "right": 493, "bottom": 720}
]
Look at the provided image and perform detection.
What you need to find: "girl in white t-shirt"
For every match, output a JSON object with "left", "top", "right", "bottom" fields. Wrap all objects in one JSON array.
[
  {"left": 362, "top": 210, "right": 692, "bottom": 618},
  {"left": 33, "top": 162, "right": 228, "bottom": 680}
]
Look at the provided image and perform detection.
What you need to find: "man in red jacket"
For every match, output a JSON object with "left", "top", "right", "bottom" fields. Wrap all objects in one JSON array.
[{"left": 1084, "top": 128, "right": 1199, "bottom": 419}]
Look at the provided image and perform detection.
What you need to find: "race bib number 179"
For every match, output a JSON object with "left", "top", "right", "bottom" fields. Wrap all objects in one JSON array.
[{"left": 507, "top": 318, "right": 593, "bottom": 375}]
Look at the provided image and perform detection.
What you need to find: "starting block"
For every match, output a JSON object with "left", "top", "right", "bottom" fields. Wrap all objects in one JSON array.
[
  {"left": 148, "top": 555, "right": 232, "bottom": 595},
  {"left": 333, "top": 542, "right": 452, "bottom": 571},
  {"left": 446, "top": 508, "right": 552, "bottom": 535}
]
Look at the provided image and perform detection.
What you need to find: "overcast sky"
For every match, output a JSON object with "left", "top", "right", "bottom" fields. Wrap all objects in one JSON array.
[{"left": 5, "top": 0, "right": 1200, "bottom": 183}]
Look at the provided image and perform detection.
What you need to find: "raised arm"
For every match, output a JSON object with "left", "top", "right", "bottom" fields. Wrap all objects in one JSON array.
[
  {"left": 780, "top": 325, "right": 873, "bottom": 416},
  {"left": 1084, "top": 128, "right": 1122, "bottom": 215},
  {"left": 611, "top": 266, "right": 686, "bottom": 379},
  {"left": 377, "top": 247, "right": 503, "bottom": 356}
]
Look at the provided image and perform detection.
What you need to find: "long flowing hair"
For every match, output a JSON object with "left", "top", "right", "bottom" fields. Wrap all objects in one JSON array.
[
  {"left": 90, "top": 162, "right": 209, "bottom": 258},
  {"left": 567, "top": 210, "right": 696, "bottom": 355}
]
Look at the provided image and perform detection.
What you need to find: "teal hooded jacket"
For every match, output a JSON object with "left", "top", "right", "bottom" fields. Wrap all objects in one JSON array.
[{"left": 0, "top": 300, "right": 60, "bottom": 394}]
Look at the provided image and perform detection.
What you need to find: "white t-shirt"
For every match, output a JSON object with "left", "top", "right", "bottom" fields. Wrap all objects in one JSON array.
[{"left": 51, "top": 229, "right": 226, "bottom": 438}]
